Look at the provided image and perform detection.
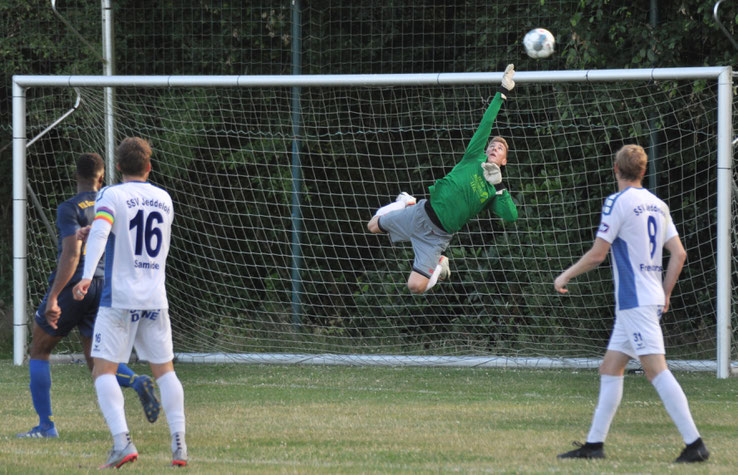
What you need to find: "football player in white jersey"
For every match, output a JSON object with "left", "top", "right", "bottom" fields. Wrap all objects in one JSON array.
[
  {"left": 73, "top": 137, "right": 187, "bottom": 469},
  {"left": 553, "top": 144, "right": 708, "bottom": 463}
]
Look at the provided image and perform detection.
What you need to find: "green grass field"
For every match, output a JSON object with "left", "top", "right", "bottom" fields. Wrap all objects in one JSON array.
[{"left": 1, "top": 361, "right": 736, "bottom": 473}]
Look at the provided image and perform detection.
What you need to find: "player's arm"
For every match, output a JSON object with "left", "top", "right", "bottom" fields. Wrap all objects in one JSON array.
[
  {"left": 488, "top": 182, "right": 518, "bottom": 223},
  {"left": 44, "top": 234, "right": 83, "bottom": 329},
  {"left": 44, "top": 202, "right": 84, "bottom": 327},
  {"left": 554, "top": 237, "right": 610, "bottom": 294},
  {"left": 72, "top": 207, "right": 113, "bottom": 300},
  {"left": 462, "top": 64, "right": 515, "bottom": 160},
  {"left": 662, "top": 235, "right": 686, "bottom": 313}
]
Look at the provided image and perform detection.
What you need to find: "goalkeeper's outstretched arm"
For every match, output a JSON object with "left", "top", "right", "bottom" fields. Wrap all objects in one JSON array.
[{"left": 463, "top": 64, "right": 515, "bottom": 159}]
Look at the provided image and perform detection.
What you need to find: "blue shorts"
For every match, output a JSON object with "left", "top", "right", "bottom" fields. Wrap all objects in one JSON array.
[{"left": 35, "top": 278, "right": 103, "bottom": 338}]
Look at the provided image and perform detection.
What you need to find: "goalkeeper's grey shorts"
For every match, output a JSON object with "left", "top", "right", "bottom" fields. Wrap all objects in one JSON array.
[{"left": 378, "top": 199, "right": 453, "bottom": 278}]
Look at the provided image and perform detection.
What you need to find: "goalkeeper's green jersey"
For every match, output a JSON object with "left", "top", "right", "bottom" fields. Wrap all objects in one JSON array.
[{"left": 428, "top": 91, "right": 518, "bottom": 233}]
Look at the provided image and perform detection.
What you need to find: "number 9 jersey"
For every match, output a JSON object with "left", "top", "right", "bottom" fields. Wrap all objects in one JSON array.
[
  {"left": 82, "top": 181, "right": 174, "bottom": 310},
  {"left": 595, "top": 187, "right": 678, "bottom": 311}
]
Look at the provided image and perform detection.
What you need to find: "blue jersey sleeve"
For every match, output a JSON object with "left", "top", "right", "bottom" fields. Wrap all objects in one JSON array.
[{"left": 56, "top": 201, "right": 81, "bottom": 240}]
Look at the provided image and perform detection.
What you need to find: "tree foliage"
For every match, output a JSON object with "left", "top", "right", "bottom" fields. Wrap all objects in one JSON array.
[{"left": 0, "top": 0, "right": 736, "bottom": 353}]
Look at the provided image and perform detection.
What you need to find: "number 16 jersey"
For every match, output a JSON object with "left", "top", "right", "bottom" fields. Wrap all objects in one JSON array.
[
  {"left": 595, "top": 187, "right": 678, "bottom": 311},
  {"left": 83, "top": 181, "right": 174, "bottom": 310}
]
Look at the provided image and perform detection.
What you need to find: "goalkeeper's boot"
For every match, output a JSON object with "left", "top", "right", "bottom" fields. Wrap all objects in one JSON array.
[
  {"left": 438, "top": 256, "right": 451, "bottom": 281},
  {"left": 16, "top": 424, "right": 58, "bottom": 438},
  {"left": 675, "top": 438, "right": 709, "bottom": 463},
  {"left": 132, "top": 374, "right": 161, "bottom": 423},
  {"left": 557, "top": 441, "right": 605, "bottom": 459},
  {"left": 395, "top": 192, "right": 416, "bottom": 207},
  {"left": 100, "top": 441, "right": 138, "bottom": 469}
]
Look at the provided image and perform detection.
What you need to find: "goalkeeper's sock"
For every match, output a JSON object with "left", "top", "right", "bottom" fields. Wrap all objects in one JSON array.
[
  {"left": 424, "top": 263, "right": 443, "bottom": 292},
  {"left": 29, "top": 359, "right": 54, "bottom": 428},
  {"left": 157, "top": 371, "right": 186, "bottom": 435},
  {"left": 115, "top": 363, "right": 137, "bottom": 388},
  {"left": 586, "top": 374, "right": 623, "bottom": 443},
  {"left": 374, "top": 201, "right": 405, "bottom": 218},
  {"left": 651, "top": 370, "right": 700, "bottom": 444},
  {"left": 95, "top": 374, "right": 129, "bottom": 440}
]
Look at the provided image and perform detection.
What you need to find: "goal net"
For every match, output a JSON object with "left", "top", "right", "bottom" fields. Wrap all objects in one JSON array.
[{"left": 15, "top": 70, "right": 737, "bottom": 372}]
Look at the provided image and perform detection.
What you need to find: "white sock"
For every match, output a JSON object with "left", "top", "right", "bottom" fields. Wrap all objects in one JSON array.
[
  {"left": 95, "top": 374, "right": 129, "bottom": 447},
  {"left": 157, "top": 371, "right": 186, "bottom": 436},
  {"left": 374, "top": 201, "right": 406, "bottom": 217},
  {"left": 424, "top": 263, "right": 442, "bottom": 292},
  {"left": 172, "top": 431, "right": 187, "bottom": 454},
  {"left": 651, "top": 370, "right": 700, "bottom": 444},
  {"left": 113, "top": 432, "right": 132, "bottom": 450},
  {"left": 586, "top": 374, "right": 623, "bottom": 443}
]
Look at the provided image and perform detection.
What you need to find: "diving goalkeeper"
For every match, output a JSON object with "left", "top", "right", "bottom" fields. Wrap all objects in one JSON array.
[{"left": 367, "top": 64, "right": 519, "bottom": 294}]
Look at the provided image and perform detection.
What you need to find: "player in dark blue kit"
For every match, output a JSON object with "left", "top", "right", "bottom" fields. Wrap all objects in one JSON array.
[{"left": 16, "top": 153, "right": 161, "bottom": 439}]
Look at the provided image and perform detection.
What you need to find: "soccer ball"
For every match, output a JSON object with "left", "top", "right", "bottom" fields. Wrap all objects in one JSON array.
[{"left": 523, "top": 28, "right": 555, "bottom": 59}]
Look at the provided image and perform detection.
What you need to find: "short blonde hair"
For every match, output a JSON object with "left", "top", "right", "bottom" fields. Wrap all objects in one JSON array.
[
  {"left": 489, "top": 136, "right": 508, "bottom": 153},
  {"left": 614, "top": 144, "right": 647, "bottom": 181}
]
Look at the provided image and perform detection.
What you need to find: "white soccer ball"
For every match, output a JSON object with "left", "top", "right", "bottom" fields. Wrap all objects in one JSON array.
[{"left": 523, "top": 28, "right": 555, "bottom": 59}]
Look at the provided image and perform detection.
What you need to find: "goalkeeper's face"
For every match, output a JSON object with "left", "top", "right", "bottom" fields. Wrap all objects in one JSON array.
[{"left": 485, "top": 141, "right": 508, "bottom": 166}]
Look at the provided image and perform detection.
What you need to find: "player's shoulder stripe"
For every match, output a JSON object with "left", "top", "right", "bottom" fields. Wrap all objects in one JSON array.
[{"left": 601, "top": 189, "right": 627, "bottom": 216}]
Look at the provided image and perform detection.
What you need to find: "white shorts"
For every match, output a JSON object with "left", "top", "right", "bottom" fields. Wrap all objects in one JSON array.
[
  {"left": 91, "top": 307, "right": 174, "bottom": 364},
  {"left": 607, "top": 305, "right": 665, "bottom": 359}
]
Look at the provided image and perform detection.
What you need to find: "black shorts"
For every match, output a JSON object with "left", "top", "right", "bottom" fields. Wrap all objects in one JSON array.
[{"left": 35, "top": 278, "right": 103, "bottom": 338}]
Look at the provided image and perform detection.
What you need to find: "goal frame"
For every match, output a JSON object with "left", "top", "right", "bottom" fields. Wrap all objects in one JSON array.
[{"left": 12, "top": 67, "right": 735, "bottom": 377}]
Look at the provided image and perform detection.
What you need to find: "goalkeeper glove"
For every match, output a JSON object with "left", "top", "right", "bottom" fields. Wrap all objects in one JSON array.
[
  {"left": 500, "top": 64, "right": 515, "bottom": 99},
  {"left": 481, "top": 162, "right": 502, "bottom": 185}
]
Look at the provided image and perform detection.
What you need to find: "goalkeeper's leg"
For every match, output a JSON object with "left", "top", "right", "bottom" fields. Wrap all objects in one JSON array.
[
  {"left": 367, "top": 192, "right": 416, "bottom": 233},
  {"left": 375, "top": 191, "right": 415, "bottom": 216},
  {"left": 407, "top": 256, "right": 450, "bottom": 294}
]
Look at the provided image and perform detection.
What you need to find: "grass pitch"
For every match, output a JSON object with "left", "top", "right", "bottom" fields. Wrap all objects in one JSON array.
[{"left": 1, "top": 360, "right": 737, "bottom": 473}]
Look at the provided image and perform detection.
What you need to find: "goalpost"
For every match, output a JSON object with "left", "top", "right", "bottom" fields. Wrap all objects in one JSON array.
[{"left": 12, "top": 67, "right": 736, "bottom": 377}]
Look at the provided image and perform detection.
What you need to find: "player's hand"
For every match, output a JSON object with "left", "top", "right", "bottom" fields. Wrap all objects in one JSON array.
[
  {"left": 481, "top": 162, "right": 502, "bottom": 185},
  {"left": 72, "top": 279, "right": 91, "bottom": 301},
  {"left": 554, "top": 274, "right": 569, "bottom": 294},
  {"left": 501, "top": 64, "right": 515, "bottom": 92},
  {"left": 44, "top": 298, "right": 61, "bottom": 330},
  {"left": 76, "top": 225, "right": 91, "bottom": 242}
]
